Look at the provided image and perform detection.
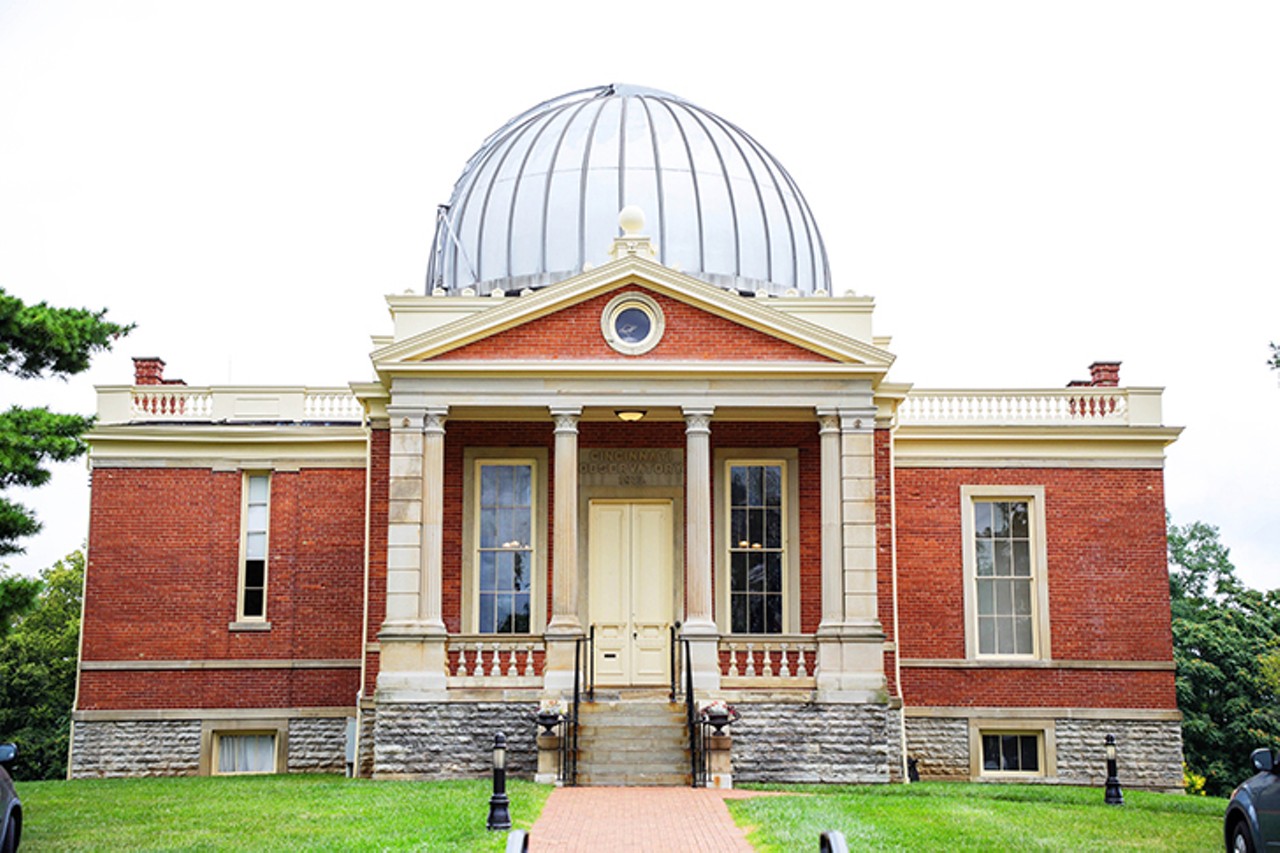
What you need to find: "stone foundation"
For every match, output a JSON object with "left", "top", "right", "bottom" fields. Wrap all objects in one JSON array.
[
  {"left": 730, "top": 702, "right": 896, "bottom": 783},
  {"left": 70, "top": 720, "right": 201, "bottom": 778},
  {"left": 356, "top": 706, "right": 377, "bottom": 778},
  {"left": 371, "top": 702, "right": 537, "bottom": 778},
  {"left": 1055, "top": 719, "right": 1183, "bottom": 791},
  {"left": 287, "top": 717, "right": 349, "bottom": 774},
  {"left": 904, "top": 715, "right": 1184, "bottom": 789}
]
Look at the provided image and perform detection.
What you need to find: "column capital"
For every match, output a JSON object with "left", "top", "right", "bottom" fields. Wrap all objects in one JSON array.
[
  {"left": 683, "top": 406, "right": 714, "bottom": 434},
  {"left": 816, "top": 408, "right": 841, "bottom": 434},
  {"left": 424, "top": 406, "right": 448, "bottom": 435},
  {"left": 549, "top": 406, "right": 581, "bottom": 434},
  {"left": 837, "top": 406, "right": 878, "bottom": 433},
  {"left": 386, "top": 405, "right": 449, "bottom": 432}
]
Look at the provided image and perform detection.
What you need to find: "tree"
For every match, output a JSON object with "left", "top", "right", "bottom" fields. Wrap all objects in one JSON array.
[
  {"left": 0, "top": 549, "right": 85, "bottom": 780},
  {"left": 1270, "top": 342, "right": 1280, "bottom": 372},
  {"left": 1168, "top": 518, "right": 1280, "bottom": 796},
  {"left": 0, "top": 288, "right": 131, "bottom": 555}
]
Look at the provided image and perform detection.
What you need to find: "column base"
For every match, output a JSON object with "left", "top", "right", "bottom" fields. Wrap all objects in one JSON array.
[
  {"left": 815, "top": 624, "right": 887, "bottom": 703},
  {"left": 542, "top": 630, "right": 587, "bottom": 695},
  {"left": 678, "top": 623, "right": 721, "bottom": 691},
  {"left": 375, "top": 629, "right": 448, "bottom": 702}
]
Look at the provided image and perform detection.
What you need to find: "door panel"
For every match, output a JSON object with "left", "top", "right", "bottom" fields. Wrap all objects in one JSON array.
[{"left": 588, "top": 500, "right": 673, "bottom": 686}]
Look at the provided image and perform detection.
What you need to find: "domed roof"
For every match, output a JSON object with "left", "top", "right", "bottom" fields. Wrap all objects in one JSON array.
[{"left": 427, "top": 84, "right": 830, "bottom": 296}]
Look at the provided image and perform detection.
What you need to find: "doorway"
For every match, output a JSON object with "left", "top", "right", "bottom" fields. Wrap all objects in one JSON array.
[{"left": 588, "top": 500, "right": 674, "bottom": 686}]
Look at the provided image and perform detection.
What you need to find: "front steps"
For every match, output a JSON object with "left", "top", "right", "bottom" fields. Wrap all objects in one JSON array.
[{"left": 575, "top": 693, "right": 691, "bottom": 786}]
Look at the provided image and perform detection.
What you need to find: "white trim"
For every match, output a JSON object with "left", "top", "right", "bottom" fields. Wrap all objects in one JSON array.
[
  {"left": 79, "top": 659, "right": 360, "bottom": 670},
  {"left": 902, "top": 706, "right": 1182, "bottom": 721},
  {"left": 601, "top": 291, "right": 665, "bottom": 356},
  {"left": 900, "top": 658, "right": 1174, "bottom": 671},
  {"left": 74, "top": 707, "right": 354, "bottom": 722}
]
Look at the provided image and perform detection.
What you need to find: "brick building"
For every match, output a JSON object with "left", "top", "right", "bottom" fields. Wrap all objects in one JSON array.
[{"left": 70, "top": 85, "right": 1184, "bottom": 787}]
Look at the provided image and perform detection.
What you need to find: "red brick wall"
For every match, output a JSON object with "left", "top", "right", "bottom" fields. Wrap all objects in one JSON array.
[
  {"left": 434, "top": 287, "right": 833, "bottom": 362},
  {"left": 363, "top": 429, "right": 387, "bottom": 695},
  {"left": 875, "top": 428, "right": 897, "bottom": 696},
  {"left": 894, "top": 466, "right": 1176, "bottom": 708},
  {"left": 81, "top": 466, "right": 366, "bottom": 711}
]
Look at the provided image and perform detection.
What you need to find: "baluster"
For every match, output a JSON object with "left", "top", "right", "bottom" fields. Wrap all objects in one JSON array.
[
  {"left": 779, "top": 642, "right": 791, "bottom": 678},
  {"left": 523, "top": 642, "right": 535, "bottom": 678},
  {"left": 762, "top": 643, "right": 775, "bottom": 678},
  {"left": 727, "top": 644, "right": 740, "bottom": 678},
  {"left": 745, "top": 643, "right": 756, "bottom": 677},
  {"left": 506, "top": 643, "right": 518, "bottom": 678},
  {"left": 489, "top": 642, "right": 502, "bottom": 678},
  {"left": 797, "top": 647, "right": 810, "bottom": 678}
]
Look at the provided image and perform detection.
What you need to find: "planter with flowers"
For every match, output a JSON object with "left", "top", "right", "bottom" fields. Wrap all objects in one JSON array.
[
  {"left": 699, "top": 699, "right": 741, "bottom": 735},
  {"left": 535, "top": 698, "right": 567, "bottom": 735}
]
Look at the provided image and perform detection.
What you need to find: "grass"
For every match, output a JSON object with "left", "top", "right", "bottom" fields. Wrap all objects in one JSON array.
[
  {"left": 728, "top": 782, "right": 1227, "bottom": 852},
  {"left": 18, "top": 774, "right": 549, "bottom": 852}
]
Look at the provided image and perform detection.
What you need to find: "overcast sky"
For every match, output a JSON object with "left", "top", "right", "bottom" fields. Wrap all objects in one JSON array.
[{"left": 1, "top": 1, "right": 1277, "bottom": 591}]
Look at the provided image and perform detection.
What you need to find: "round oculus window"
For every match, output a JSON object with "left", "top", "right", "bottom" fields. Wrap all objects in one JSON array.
[{"left": 601, "top": 292, "right": 664, "bottom": 355}]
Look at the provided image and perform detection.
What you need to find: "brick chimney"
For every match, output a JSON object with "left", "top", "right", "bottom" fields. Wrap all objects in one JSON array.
[
  {"left": 1089, "top": 361, "right": 1121, "bottom": 387},
  {"left": 132, "top": 357, "right": 186, "bottom": 386}
]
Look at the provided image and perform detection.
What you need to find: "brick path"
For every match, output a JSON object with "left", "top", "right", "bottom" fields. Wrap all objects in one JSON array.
[{"left": 528, "top": 787, "right": 773, "bottom": 851}]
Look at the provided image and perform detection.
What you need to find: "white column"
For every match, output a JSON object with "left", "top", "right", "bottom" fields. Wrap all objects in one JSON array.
[
  {"left": 817, "top": 409, "right": 843, "bottom": 631},
  {"left": 681, "top": 407, "right": 719, "bottom": 689},
  {"left": 547, "top": 407, "right": 583, "bottom": 634},
  {"left": 544, "top": 407, "right": 583, "bottom": 694}
]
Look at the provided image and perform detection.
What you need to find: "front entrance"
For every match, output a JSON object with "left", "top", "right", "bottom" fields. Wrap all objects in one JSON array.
[{"left": 588, "top": 500, "right": 674, "bottom": 686}]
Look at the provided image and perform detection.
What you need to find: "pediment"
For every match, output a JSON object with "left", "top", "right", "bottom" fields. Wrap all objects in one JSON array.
[{"left": 372, "top": 255, "right": 895, "bottom": 371}]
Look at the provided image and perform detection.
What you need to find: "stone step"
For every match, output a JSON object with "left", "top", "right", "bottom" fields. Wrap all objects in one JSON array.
[
  {"left": 577, "top": 734, "right": 687, "bottom": 750},
  {"left": 578, "top": 771, "right": 692, "bottom": 787},
  {"left": 579, "top": 749, "right": 689, "bottom": 765}
]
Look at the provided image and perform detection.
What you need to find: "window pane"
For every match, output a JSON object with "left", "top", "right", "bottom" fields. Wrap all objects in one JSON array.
[
  {"left": 247, "top": 504, "right": 268, "bottom": 532},
  {"left": 511, "top": 551, "right": 530, "bottom": 592},
  {"left": 480, "top": 465, "right": 498, "bottom": 500},
  {"left": 994, "top": 541, "right": 1012, "bottom": 576},
  {"left": 765, "top": 594, "right": 782, "bottom": 634},
  {"left": 514, "top": 593, "right": 531, "bottom": 633},
  {"left": 982, "top": 735, "right": 1000, "bottom": 770},
  {"left": 975, "top": 540, "right": 994, "bottom": 576},
  {"left": 730, "top": 467, "right": 748, "bottom": 506},
  {"left": 1013, "top": 580, "right": 1032, "bottom": 615},
  {"left": 748, "top": 556, "right": 765, "bottom": 592},
  {"left": 495, "top": 594, "right": 513, "bottom": 633},
  {"left": 765, "top": 552, "right": 781, "bottom": 593},
  {"left": 480, "top": 507, "right": 498, "bottom": 548},
  {"left": 243, "top": 588, "right": 264, "bottom": 618},
  {"left": 247, "top": 476, "right": 269, "bottom": 502},
  {"left": 979, "top": 616, "right": 996, "bottom": 654},
  {"left": 997, "top": 616, "right": 1015, "bottom": 654},
  {"left": 512, "top": 509, "right": 531, "bottom": 548},
  {"left": 748, "top": 508, "right": 763, "bottom": 549},
  {"left": 974, "top": 502, "right": 992, "bottom": 537},
  {"left": 995, "top": 579, "right": 1012, "bottom": 615},
  {"left": 497, "top": 507, "right": 515, "bottom": 546},
  {"left": 764, "top": 466, "right": 781, "bottom": 506},
  {"left": 731, "top": 594, "right": 747, "bottom": 633},
  {"left": 1020, "top": 736, "right": 1039, "bottom": 771},
  {"left": 479, "top": 551, "right": 496, "bottom": 592},
  {"left": 765, "top": 507, "right": 782, "bottom": 549},
  {"left": 1001, "top": 735, "right": 1019, "bottom": 770},
  {"left": 246, "top": 531, "right": 266, "bottom": 560},
  {"left": 244, "top": 559, "right": 265, "bottom": 589},
  {"left": 749, "top": 594, "right": 764, "bottom": 633},
  {"left": 1009, "top": 502, "right": 1029, "bottom": 538},
  {"left": 496, "top": 465, "right": 514, "bottom": 506},
  {"left": 731, "top": 507, "right": 748, "bottom": 547},
  {"left": 731, "top": 552, "right": 747, "bottom": 593},
  {"left": 479, "top": 593, "right": 495, "bottom": 633},
  {"left": 1012, "top": 541, "right": 1031, "bottom": 577},
  {"left": 977, "top": 579, "right": 995, "bottom": 616},
  {"left": 1015, "top": 617, "right": 1034, "bottom": 654},
  {"left": 992, "top": 502, "right": 1010, "bottom": 538},
  {"left": 513, "top": 465, "right": 532, "bottom": 506},
  {"left": 497, "top": 551, "right": 514, "bottom": 591}
]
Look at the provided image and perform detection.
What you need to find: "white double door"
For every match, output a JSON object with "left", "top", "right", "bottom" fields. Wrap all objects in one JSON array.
[{"left": 588, "top": 500, "right": 674, "bottom": 686}]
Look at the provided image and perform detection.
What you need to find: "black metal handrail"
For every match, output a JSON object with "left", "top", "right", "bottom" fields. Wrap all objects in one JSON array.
[
  {"left": 558, "top": 627, "right": 595, "bottom": 786},
  {"left": 669, "top": 622, "right": 681, "bottom": 702},
  {"left": 683, "top": 637, "right": 709, "bottom": 788}
]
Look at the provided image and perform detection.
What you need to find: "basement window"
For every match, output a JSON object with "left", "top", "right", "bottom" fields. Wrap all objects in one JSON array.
[
  {"left": 214, "top": 732, "right": 277, "bottom": 775},
  {"left": 980, "top": 731, "right": 1043, "bottom": 776}
]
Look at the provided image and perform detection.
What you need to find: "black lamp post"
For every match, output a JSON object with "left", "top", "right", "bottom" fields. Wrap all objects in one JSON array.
[
  {"left": 487, "top": 731, "right": 512, "bottom": 831},
  {"left": 1103, "top": 733, "right": 1124, "bottom": 805}
]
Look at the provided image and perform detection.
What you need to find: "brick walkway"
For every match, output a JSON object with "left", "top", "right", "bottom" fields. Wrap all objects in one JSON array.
[{"left": 528, "top": 787, "right": 772, "bottom": 852}]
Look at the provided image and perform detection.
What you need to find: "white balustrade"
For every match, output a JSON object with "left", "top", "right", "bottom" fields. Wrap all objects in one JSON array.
[
  {"left": 447, "top": 637, "right": 544, "bottom": 688},
  {"left": 124, "top": 386, "right": 361, "bottom": 423},
  {"left": 131, "top": 388, "right": 214, "bottom": 419},
  {"left": 898, "top": 389, "right": 1130, "bottom": 426},
  {"left": 720, "top": 636, "right": 816, "bottom": 687}
]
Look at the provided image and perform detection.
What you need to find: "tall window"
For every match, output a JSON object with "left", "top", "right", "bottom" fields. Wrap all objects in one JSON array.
[
  {"left": 728, "top": 462, "right": 784, "bottom": 634},
  {"left": 239, "top": 474, "right": 270, "bottom": 621},
  {"left": 973, "top": 499, "right": 1033, "bottom": 655},
  {"left": 477, "top": 462, "right": 534, "bottom": 634}
]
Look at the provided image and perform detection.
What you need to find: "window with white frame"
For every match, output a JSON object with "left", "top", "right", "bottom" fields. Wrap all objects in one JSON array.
[
  {"left": 214, "top": 732, "right": 277, "bottom": 774},
  {"left": 727, "top": 462, "right": 785, "bottom": 634},
  {"left": 239, "top": 473, "right": 270, "bottom": 621},
  {"left": 476, "top": 461, "right": 534, "bottom": 634},
  {"left": 980, "top": 731, "right": 1043, "bottom": 775},
  {"left": 963, "top": 486, "right": 1049, "bottom": 659}
]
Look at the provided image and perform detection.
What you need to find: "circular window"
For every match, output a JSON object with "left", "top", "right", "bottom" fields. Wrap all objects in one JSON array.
[{"left": 602, "top": 292, "right": 664, "bottom": 355}]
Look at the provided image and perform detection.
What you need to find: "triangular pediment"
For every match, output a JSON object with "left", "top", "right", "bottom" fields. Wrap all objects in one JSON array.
[{"left": 372, "top": 255, "right": 895, "bottom": 372}]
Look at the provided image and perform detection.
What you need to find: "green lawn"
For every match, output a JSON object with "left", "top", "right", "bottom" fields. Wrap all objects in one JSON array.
[
  {"left": 728, "top": 782, "right": 1227, "bottom": 852},
  {"left": 18, "top": 775, "right": 548, "bottom": 852}
]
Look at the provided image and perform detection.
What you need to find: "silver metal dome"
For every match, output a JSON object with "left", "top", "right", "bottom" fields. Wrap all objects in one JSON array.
[{"left": 427, "top": 84, "right": 831, "bottom": 296}]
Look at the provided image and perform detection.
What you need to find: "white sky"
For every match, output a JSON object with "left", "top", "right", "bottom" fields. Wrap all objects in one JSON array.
[{"left": 1, "top": 1, "right": 1277, "bottom": 591}]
